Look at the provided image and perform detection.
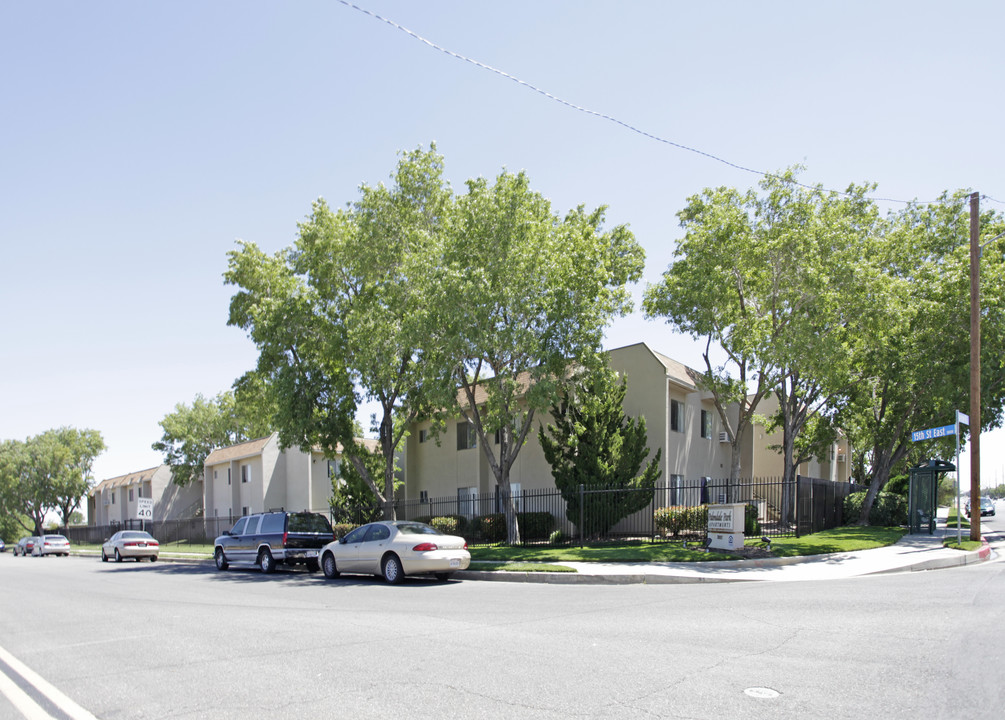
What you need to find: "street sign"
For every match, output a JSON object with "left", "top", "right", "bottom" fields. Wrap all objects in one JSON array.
[
  {"left": 910, "top": 424, "right": 956, "bottom": 442},
  {"left": 136, "top": 498, "right": 154, "bottom": 520}
]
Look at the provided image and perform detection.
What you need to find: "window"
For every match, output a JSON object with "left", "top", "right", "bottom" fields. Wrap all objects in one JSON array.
[
  {"left": 363, "top": 524, "right": 391, "bottom": 542},
  {"left": 458, "top": 487, "right": 477, "bottom": 516},
  {"left": 328, "top": 460, "right": 342, "bottom": 478},
  {"left": 214, "top": 470, "right": 218, "bottom": 480},
  {"left": 419, "top": 429, "right": 429, "bottom": 443},
  {"left": 129, "top": 488, "right": 134, "bottom": 502},
  {"left": 227, "top": 468, "right": 232, "bottom": 486},
  {"left": 668, "top": 474, "right": 684, "bottom": 506},
  {"left": 111, "top": 493, "right": 116, "bottom": 505},
  {"left": 700, "top": 409, "right": 712, "bottom": 439},
  {"left": 230, "top": 517, "right": 248, "bottom": 536},
  {"left": 456, "top": 421, "right": 477, "bottom": 450},
  {"left": 260, "top": 513, "right": 285, "bottom": 534},
  {"left": 241, "top": 505, "right": 250, "bottom": 517},
  {"left": 241, "top": 465, "right": 250, "bottom": 483},
  {"left": 419, "top": 490, "right": 429, "bottom": 503},
  {"left": 244, "top": 515, "right": 259, "bottom": 534},
  {"left": 670, "top": 399, "right": 684, "bottom": 433}
]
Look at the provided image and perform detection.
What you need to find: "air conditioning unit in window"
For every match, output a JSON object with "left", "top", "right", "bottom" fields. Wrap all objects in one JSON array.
[
  {"left": 837, "top": 453, "right": 847, "bottom": 463},
  {"left": 718, "top": 432, "right": 729, "bottom": 443}
]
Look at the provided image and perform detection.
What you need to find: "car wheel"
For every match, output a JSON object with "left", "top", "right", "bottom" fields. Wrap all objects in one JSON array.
[
  {"left": 321, "top": 552, "right": 340, "bottom": 579},
  {"left": 149, "top": 555, "right": 158, "bottom": 562},
  {"left": 382, "top": 554, "right": 403, "bottom": 584},
  {"left": 214, "top": 548, "right": 228, "bottom": 571},
  {"left": 434, "top": 572, "right": 452, "bottom": 582},
  {"left": 114, "top": 549, "right": 123, "bottom": 563},
  {"left": 101, "top": 550, "right": 108, "bottom": 562},
  {"left": 258, "top": 549, "right": 276, "bottom": 574}
]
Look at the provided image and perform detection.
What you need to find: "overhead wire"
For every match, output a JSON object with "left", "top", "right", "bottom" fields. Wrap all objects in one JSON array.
[{"left": 338, "top": 1, "right": 992, "bottom": 209}]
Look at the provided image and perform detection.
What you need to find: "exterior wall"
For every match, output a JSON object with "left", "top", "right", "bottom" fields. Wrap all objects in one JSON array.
[{"left": 283, "top": 448, "right": 311, "bottom": 512}]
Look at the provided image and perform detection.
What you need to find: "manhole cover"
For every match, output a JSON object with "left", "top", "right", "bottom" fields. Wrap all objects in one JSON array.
[{"left": 744, "top": 687, "right": 781, "bottom": 699}]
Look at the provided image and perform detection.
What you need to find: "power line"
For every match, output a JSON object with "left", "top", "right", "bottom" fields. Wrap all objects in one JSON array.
[{"left": 339, "top": 1, "right": 986, "bottom": 208}]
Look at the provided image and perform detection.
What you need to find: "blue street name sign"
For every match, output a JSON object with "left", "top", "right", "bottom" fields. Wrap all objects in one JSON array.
[{"left": 910, "top": 424, "right": 956, "bottom": 442}]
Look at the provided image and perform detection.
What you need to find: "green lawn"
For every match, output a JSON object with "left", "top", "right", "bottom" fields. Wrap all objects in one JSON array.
[{"left": 469, "top": 525, "right": 907, "bottom": 565}]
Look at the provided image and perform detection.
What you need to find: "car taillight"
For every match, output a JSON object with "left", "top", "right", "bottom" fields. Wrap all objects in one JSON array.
[
  {"left": 412, "top": 542, "right": 438, "bottom": 552},
  {"left": 282, "top": 532, "right": 288, "bottom": 546},
  {"left": 149, "top": 541, "right": 159, "bottom": 547},
  {"left": 124, "top": 542, "right": 137, "bottom": 547},
  {"left": 464, "top": 542, "right": 468, "bottom": 549}
]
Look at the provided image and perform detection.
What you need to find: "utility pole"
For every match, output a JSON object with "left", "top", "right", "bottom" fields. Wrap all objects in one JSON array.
[{"left": 969, "top": 192, "right": 981, "bottom": 542}]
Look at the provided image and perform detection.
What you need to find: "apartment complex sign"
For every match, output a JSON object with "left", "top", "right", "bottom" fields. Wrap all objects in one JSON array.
[{"left": 707, "top": 503, "right": 746, "bottom": 550}]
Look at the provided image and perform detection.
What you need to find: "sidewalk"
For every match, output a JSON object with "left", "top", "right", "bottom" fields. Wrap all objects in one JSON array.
[{"left": 460, "top": 520, "right": 997, "bottom": 585}]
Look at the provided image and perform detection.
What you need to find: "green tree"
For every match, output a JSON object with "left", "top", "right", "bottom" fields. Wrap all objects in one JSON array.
[
  {"left": 226, "top": 145, "right": 451, "bottom": 519},
  {"left": 538, "top": 369, "right": 661, "bottom": 538},
  {"left": 152, "top": 390, "right": 272, "bottom": 487},
  {"left": 428, "top": 170, "right": 645, "bottom": 544},
  {"left": 329, "top": 443, "right": 388, "bottom": 525},
  {"left": 841, "top": 192, "right": 1005, "bottom": 524},
  {"left": 0, "top": 428, "right": 105, "bottom": 534}
]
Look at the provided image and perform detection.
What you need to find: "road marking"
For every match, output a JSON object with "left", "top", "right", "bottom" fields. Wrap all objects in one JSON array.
[{"left": 0, "top": 645, "right": 97, "bottom": 720}]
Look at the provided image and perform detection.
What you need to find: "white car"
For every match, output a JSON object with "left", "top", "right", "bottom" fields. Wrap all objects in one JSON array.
[
  {"left": 102, "top": 530, "right": 160, "bottom": 562},
  {"left": 34, "top": 534, "right": 71, "bottom": 556},
  {"left": 320, "top": 521, "right": 470, "bottom": 583}
]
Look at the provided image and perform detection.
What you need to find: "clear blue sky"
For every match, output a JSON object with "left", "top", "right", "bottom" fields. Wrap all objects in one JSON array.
[{"left": 2, "top": 1, "right": 1003, "bottom": 490}]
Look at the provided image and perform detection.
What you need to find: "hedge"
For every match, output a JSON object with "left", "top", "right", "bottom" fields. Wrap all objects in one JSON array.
[
  {"left": 474, "top": 511, "right": 555, "bottom": 543},
  {"left": 654, "top": 503, "right": 760, "bottom": 537},
  {"left": 843, "top": 490, "right": 907, "bottom": 526}
]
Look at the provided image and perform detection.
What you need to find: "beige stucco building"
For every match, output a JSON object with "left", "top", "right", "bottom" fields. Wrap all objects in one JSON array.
[
  {"left": 400, "top": 342, "right": 851, "bottom": 505},
  {"left": 88, "top": 464, "right": 203, "bottom": 526},
  {"left": 202, "top": 433, "right": 380, "bottom": 522}
]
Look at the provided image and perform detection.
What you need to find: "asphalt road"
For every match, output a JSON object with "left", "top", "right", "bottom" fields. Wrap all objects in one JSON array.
[{"left": 3, "top": 547, "right": 1003, "bottom": 720}]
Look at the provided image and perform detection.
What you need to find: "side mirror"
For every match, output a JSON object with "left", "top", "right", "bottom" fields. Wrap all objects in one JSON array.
[
  {"left": 222, "top": 531, "right": 232, "bottom": 537},
  {"left": 338, "top": 536, "right": 347, "bottom": 544}
]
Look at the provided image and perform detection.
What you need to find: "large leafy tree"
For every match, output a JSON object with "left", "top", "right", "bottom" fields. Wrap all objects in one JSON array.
[
  {"left": 0, "top": 428, "right": 105, "bottom": 534},
  {"left": 428, "top": 170, "right": 645, "bottom": 544},
  {"left": 841, "top": 192, "right": 1005, "bottom": 525},
  {"left": 226, "top": 145, "right": 451, "bottom": 519},
  {"left": 539, "top": 369, "right": 661, "bottom": 538},
  {"left": 152, "top": 390, "right": 273, "bottom": 487}
]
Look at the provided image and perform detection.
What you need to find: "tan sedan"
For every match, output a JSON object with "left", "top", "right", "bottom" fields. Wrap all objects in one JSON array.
[
  {"left": 320, "top": 521, "right": 470, "bottom": 583},
  {"left": 102, "top": 530, "right": 160, "bottom": 562}
]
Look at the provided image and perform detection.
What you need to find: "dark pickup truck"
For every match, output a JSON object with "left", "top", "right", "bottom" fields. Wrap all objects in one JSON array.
[{"left": 214, "top": 511, "right": 335, "bottom": 574}]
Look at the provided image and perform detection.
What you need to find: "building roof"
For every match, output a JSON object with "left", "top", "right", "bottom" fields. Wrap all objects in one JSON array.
[
  {"left": 89, "top": 465, "right": 165, "bottom": 496},
  {"left": 609, "top": 341, "right": 702, "bottom": 391},
  {"left": 203, "top": 434, "right": 276, "bottom": 466}
]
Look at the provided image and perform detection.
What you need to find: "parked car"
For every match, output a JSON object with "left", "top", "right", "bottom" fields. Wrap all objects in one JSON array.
[
  {"left": 978, "top": 497, "right": 995, "bottom": 517},
  {"left": 0, "top": 539, "right": 5, "bottom": 552},
  {"left": 14, "top": 537, "right": 37, "bottom": 556},
  {"left": 214, "top": 511, "right": 335, "bottom": 574},
  {"left": 102, "top": 530, "right": 160, "bottom": 562},
  {"left": 34, "top": 534, "right": 71, "bottom": 556},
  {"left": 320, "top": 520, "right": 470, "bottom": 584}
]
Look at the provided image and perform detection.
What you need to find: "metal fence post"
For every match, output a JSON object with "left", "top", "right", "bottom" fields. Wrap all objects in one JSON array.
[{"left": 579, "top": 484, "right": 584, "bottom": 548}]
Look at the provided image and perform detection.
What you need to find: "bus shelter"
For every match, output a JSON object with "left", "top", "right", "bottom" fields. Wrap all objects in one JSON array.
[{"left": 908, "top": 460, "right": 954, "bottom": 534}]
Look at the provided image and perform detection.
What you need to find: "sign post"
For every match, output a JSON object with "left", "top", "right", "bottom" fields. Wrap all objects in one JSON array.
[{"left": 909, "top": 415, "right": 967, "bottom": 545}]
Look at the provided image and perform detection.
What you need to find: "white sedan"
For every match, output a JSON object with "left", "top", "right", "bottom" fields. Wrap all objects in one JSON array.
[
  {"left": 102, "top": 530, "right": 160, "bottom": 562},
  {"left": 320, "top": 521, "right": 470, "bottom": 583}
]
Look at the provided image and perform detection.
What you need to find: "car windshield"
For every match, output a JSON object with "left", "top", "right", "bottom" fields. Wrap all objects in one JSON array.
[
  {"left": 981, "top": 498, "right": 993, "bottom": 507},
  {"left": 395, "top": 522, "right": 442, "bottom": 536},
  {"left": 45, "top": 535, "right": 67, "bottom": 541},
  {"left": 122, "top": 531, "right": 153, "bottom": 540}
]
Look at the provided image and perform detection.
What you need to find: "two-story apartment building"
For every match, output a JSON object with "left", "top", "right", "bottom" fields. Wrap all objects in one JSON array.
[
  {"left": 202, "top": 433, "right": 380, "bottom": 523},
  {"left": 399, "top": 342, "right": 851, "bottom": 507},
  {"left": 88, "top": 464, "right": 203, "bottom": 526}
]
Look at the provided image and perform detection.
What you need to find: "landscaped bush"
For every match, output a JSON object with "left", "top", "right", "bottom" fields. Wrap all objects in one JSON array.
[
  {"left": 654, "top": 505, "right": 708, "bottom": 537},
  {"left": 333, "top": 523, "right": 356, "bottom": 539},
  {"left": 744, "top": 503, "right": 761, "bottom": 536},
  {"left": 844, "top": 490, "right": 908, "bottom": 526},
  {"left": 426, "top": 515, "right": 467, "bottom": 535},
  {"left": 473, "top": 511, "right": 555, "bottom": 543}
]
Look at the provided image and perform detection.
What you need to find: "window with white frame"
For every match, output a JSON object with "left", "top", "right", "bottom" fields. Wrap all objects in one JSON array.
[
  {"left": 700, "top": 409, "right": 712, "bottom": 439},
  {"left": 670, "top": 399, "right": 684, "bottom": 432},
  {"left": 668, "top": 474, "right": 684, "bottom": 506},
  {"left": 456, "top": 421, "right": 477, "bottom": 450}
]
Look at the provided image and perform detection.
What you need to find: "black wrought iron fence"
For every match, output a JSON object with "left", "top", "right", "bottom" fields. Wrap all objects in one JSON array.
[{"left": 67, "top": 476, "right": 856, "bottom": 548}]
